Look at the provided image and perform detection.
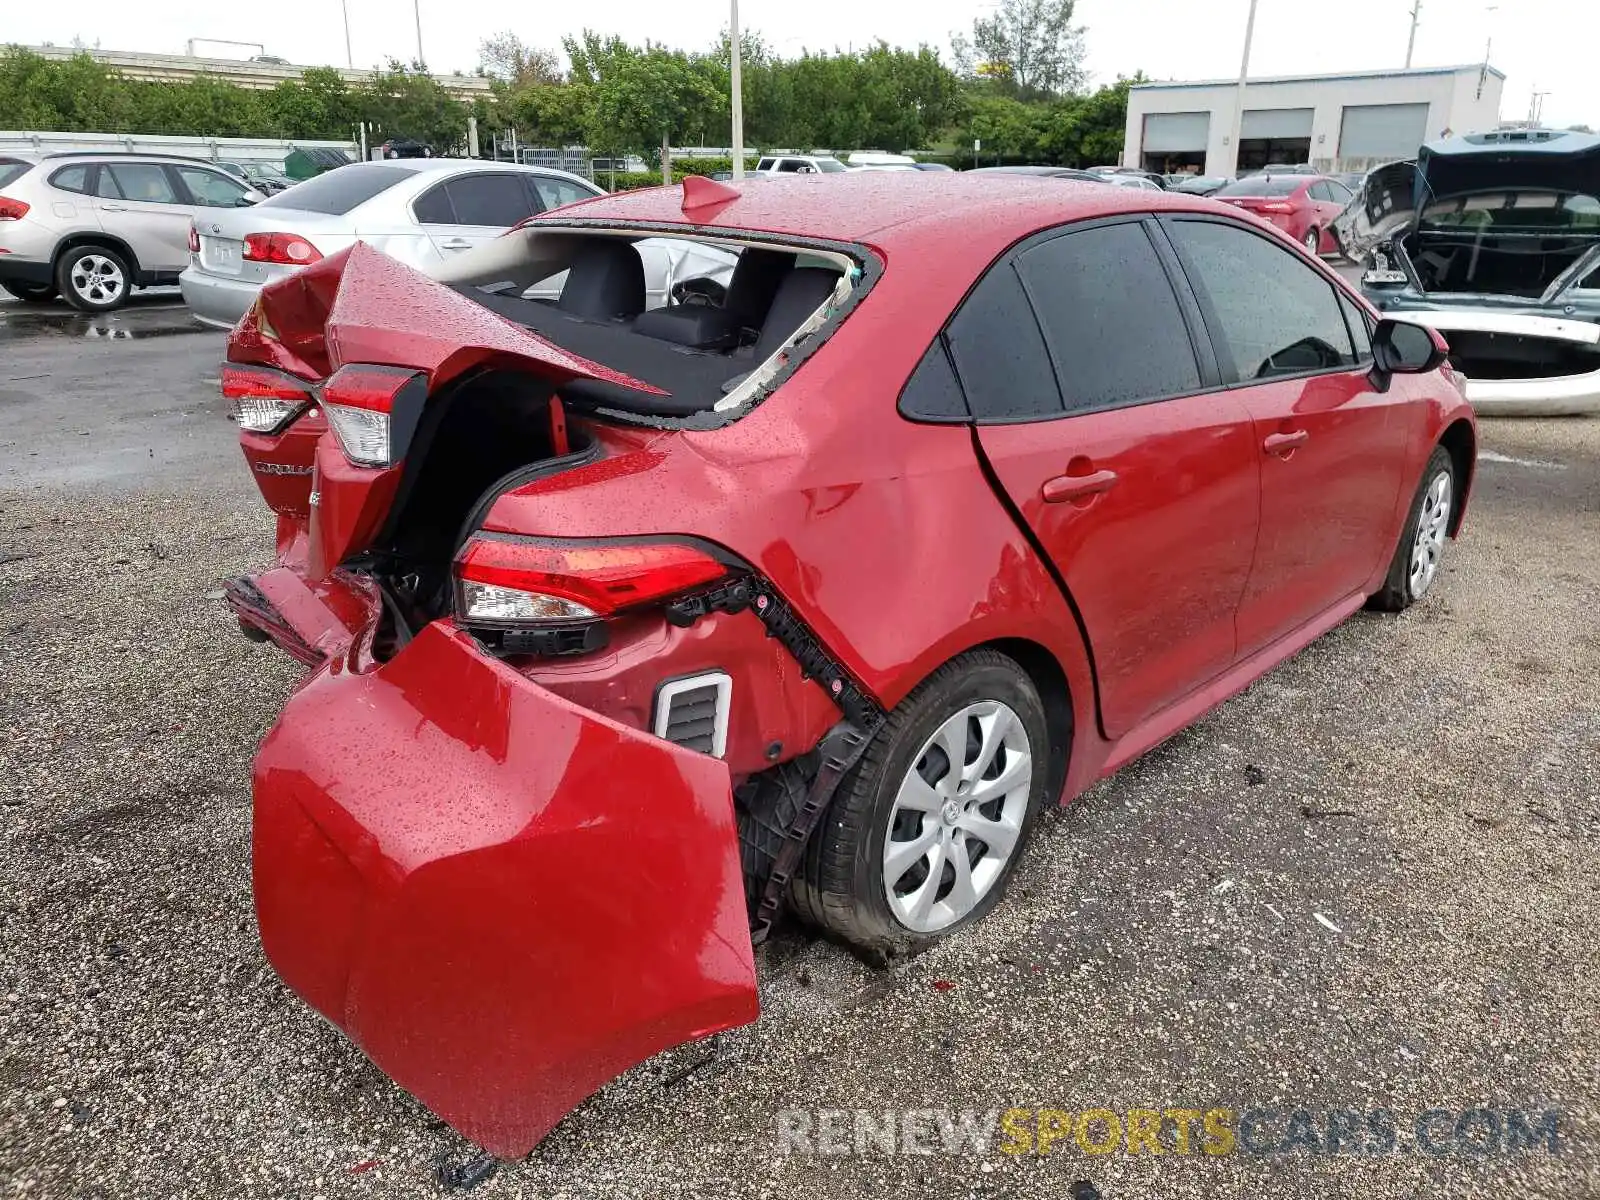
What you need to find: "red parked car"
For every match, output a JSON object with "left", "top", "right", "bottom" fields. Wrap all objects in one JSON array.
[
  {"left": 1212, "top": 172, "right": 1356, "bottom": 256},
  {"left": 221, "top": 172, "right": 1474, "bottom": 1159}
]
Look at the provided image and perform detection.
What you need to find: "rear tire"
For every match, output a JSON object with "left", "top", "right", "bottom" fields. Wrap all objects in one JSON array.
[
  {"left": 6, "top": 282, "right": 57, "bottom": 303},
  {"left": 1370, "top": 446, "right": 1455, "bottom": 612},
  {"left": 791, "top": 649, "right": 1052, "bottom": 955},
  {"left": 56, "top": 245, "right": 131, "bottom": 312}
]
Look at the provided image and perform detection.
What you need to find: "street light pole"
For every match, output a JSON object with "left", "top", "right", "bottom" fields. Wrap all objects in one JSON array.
[
  {"left": 413, "top": 0, "right": 425, "bottom": 66},
  {"left": 730, "top": 0, "right": 745, "bottom": 180},
  {"left": 1405, "top": 0, "right": 1421, "bottom": 68},
  {"left": 341, "top": 0, "right": 354, "bottom": 68},
  {"left": 1225, "top": 0, "right": 1260, "bottom": 179}
]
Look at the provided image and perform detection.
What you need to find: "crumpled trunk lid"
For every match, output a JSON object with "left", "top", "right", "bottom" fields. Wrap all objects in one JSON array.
[
  {"left": 253, "top": 621, "right": 760, "bottom": 1157},
  {"left": 228, "top": 241, "right": 664, "bottom": 585}
]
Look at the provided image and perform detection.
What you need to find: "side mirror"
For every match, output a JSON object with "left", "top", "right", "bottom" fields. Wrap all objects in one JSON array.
[{"left": 1370, "top": 317, "right": 1446, "bottom": 390}]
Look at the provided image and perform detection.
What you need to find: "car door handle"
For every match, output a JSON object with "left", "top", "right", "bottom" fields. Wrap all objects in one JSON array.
[
  {"left": 100, "top": 204, "right": 127, "bottom": 212},
  {"left": 1042, "top": 468, "right": 1118, "bottom": 503},
  {"left": 1263, "top": 430, "right": 1310, "bottom": 456},
  {"left": 439, "top": 239, "right": 472, "bottom": 251}
]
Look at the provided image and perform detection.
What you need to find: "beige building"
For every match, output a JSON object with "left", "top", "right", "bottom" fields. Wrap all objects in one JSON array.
[{"left": 1124, "top": 64, "right": 1505, "bottom": 177}]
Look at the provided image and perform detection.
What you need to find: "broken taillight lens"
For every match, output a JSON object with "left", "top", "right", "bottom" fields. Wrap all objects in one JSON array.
[
  {"left": 221, "top": 364, "right": 314, "bottom": 433},
  {"left": 188, "top": 221, "right": 200, "bottom": 254},
  {"left": 321, "top": 364, "right": 427, "bottom": 468},
  {"left": 455, "top": 536, "right": 728, "bottom": 625}
]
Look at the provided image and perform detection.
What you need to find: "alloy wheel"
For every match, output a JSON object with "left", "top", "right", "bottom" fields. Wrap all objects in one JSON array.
[
  {"left": 1409, "top": 470, "right": 1452, "bottom": 598},
  {"left": 69, "top": 255, "right": 125, "bottom": 307},
  {"left": 881, "top": 700, "right": 1032, "bottom": 934},
  {"left": 1304, "top": 228, "right": 1320, "bottom": 255}
]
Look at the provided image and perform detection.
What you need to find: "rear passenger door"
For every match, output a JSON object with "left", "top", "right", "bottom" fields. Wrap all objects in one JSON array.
[
  {"left": 1162, "top": 216, "right": 1412, "bottom": 657},
  {"left": 962, "top": 219, "right": 1261, "bottom": 740},
  {"left": 414, "top": 172, "right": 541, "bottom": 259},
  {"left": 91, "top": 162, "right": 193, "bottom": 274}
]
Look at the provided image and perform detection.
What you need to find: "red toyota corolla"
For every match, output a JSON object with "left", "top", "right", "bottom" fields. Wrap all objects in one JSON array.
[
  {"left": 221, "top": 172, "right": 1474, "bottom": 1159},
  {"left": 1211, "top": 172, "right": 1356, "bottom": 256}
]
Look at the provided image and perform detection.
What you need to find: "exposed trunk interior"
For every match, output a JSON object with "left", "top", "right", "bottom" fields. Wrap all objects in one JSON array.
[
  {"left": 1404, "top": 230, "right": 1596, "bottom": 297},
  {"left": 364, "top": 369, "right": 598, "bottom": 650},
  {"left": 1443, "top": 330, "right": 1600, "bottom": 380}
]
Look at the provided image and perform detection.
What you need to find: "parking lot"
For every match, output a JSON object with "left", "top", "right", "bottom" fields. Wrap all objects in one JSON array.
[{"left": 1, "top": 286, "right": 1597, "bottom": 1199}]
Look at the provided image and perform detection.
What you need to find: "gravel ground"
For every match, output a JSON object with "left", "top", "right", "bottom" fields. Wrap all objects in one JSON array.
[{"left": 1, "top": 313, "right": 1598, "bottom": 1198}]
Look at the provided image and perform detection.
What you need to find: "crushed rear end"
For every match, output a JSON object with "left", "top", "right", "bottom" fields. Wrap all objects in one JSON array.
[{"left": 223, "top": 227, "right": 864, "bottom": 1156}]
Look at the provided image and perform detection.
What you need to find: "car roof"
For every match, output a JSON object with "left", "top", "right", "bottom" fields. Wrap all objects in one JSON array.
[
  {"left": 529, "top": 171, "right": 1231, "bottom": 264},
  {"left": 382, "top": 157, "right": 594, "bottom": 185}
]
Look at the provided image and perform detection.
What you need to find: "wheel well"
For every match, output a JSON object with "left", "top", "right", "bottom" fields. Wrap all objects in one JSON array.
[
  {"left": 54, "top": 234, "right": 142, "bottom": 278},
  {"left": 1438, "top": 418, "right": 1475, "bottom": 536},
  {"left": 982, "top": 637, "right": 1072, "bottom": 807}
]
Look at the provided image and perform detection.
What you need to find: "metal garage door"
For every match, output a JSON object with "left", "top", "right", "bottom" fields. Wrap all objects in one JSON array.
[
  {"left": 1143, "top": 112, "right": 1210, "bottom": 153},
  {"left": 1241, "top": 108, "right": 1313, "bottom": 139},
  {"left": 1338, "top": 103, "right": 1430, "bottom": 159}
]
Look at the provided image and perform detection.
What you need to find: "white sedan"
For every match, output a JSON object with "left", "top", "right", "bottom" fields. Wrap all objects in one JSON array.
[{"left": 179, "top": 159, "right": 734, "bottom": 329}]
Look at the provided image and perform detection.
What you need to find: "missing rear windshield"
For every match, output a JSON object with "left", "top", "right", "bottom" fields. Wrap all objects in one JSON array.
[{"left": 430, "top": 224, "right": 865, "bottom": 422}]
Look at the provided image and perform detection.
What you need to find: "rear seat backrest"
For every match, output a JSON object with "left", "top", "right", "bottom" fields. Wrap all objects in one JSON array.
[
  {"left": 557, "top": 241, "right": 646, "bottom": 322},
  {"left": 722, "top": 250, "right": 797, "bottom": 327},
  {"left": 754, "top": 268, "right": 842, "bottom": 360}
]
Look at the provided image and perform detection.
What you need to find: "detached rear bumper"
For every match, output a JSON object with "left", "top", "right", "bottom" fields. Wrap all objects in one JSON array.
[{"left": 253, "top": 621, "right": 759, "bottom": 1157}]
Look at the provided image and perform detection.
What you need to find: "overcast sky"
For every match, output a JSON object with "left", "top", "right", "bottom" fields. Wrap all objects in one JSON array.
[{"left": 10, "top": 0, "right": 1596, "bottom": 129}]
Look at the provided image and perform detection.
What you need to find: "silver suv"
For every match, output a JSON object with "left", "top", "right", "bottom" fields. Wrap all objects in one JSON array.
[{"left": 0, "top": 152, "right": 263, "bottom": 312}]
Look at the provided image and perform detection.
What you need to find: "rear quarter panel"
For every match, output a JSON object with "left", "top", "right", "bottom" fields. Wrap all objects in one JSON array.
[{"left": 483, "top": 245, "right": 1103, "bottom": 797}]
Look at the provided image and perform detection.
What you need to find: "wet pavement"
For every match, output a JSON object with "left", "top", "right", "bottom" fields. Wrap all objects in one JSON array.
[
  {"left": 0, "top": 292, "right": 1598, "bottom": 1199},
  {"left": 0, "top": 293, "right": 231, "bottom": 491}
]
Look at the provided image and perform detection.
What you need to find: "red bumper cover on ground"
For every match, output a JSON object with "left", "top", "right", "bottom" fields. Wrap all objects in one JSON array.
[{"left": 252, "top": 621, "right": 759, "bottom": 1157}]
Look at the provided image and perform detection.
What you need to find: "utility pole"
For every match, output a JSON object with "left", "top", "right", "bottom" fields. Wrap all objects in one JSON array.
[
  {"left": 1405, "top": 0, "right": 1421, "bottom": 68},
  {"left": 340, "top": 0, "right": 353, "bottom": 67},
  {"left": 1527, "top": 88, "right": 1548, "bottom": 128},
  {"left": 730, "top": 0, "right": 745, "bottom": 180},
  {"left": 1225, "top": 0, "right": 1260, "bottom": 179},
  {"left": 413, "top": 0, "right": 425, "bottom": 66}
]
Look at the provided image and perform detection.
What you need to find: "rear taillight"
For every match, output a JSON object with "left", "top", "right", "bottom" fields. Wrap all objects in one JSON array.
[
  {"left": 221, "top": 364, "right": 315, "bottom": 433},
  {"left": 0, "top": 197, "right": 29, "bottom": 221},
  {"left": 455, "top": 536, "right": 728, "bottom": 624},
  {"left": 321, "top": 364, "right": 427, "bottom": 467},
  {"left": 1256, "top": 202, "right": 1293, "bottom": 213},
  {"left": 188, "top": 221, "right": 200, "bottom": 254},
  {"left": 242, "top": 232, "right": 323, "bottom": 266}
]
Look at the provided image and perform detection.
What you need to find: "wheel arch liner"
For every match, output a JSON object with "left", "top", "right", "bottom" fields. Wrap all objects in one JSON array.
[{"left": 252, "top": 621, "right": 758, "bottom": 1157}]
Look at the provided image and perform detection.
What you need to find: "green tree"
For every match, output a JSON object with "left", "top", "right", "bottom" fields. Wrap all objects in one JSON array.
[
  {"left": 264, "top": 67, "right": 358, "bottom": 139},
  {"left": 952, "top": 0, "right": 1085, "bottom": 98},
  {"left": 1038, "top": 74, "right": 1141, "bottom": 166},
  {"left": 965, "top": 93, "right": 1047, "bottom": 160},
  {"left": 585, "top": 47, "right": 721, "bottom": 176},
  {"left": 478, "top": 32, "right": 563, "bottom": 86},
  {"left": 358, "top": 61, "right": 468, "bottom": 153}
]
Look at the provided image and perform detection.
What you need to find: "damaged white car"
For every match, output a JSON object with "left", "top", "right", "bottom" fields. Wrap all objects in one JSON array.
[{"left": 1337, "top": 130, "right": 1600, "bottom": 416}]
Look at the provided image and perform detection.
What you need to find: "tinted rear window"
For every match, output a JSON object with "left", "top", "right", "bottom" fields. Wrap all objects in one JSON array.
[
  {"left": 258, "top": 163, "right": 414, "bottom": 215},
  {"left": 1215, "top": 176, "right": 1304, "bottom": 197},
  {"left": 0, "top": 159, "right": 32, "bottom": 190}
]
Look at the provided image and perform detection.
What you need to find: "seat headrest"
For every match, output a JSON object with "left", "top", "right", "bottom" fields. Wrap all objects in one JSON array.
[{"left": 558, "top": 241, "right": 646, "bottom": 322}]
